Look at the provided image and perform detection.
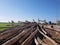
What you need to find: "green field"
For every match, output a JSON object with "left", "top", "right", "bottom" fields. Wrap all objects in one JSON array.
[
  {"left": 0, "top": 23, "right": 11, "bottom": 27},
  {"left": 0, "top": 22, "right": 24, "bottom": 31},
  {"left": 0, "top": 23, "right": 12, "bottom": 31}
]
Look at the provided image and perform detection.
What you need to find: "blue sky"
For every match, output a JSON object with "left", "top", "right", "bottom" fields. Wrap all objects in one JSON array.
[{"left": 0, "top": 0, "right": 60, "bottom": 22}]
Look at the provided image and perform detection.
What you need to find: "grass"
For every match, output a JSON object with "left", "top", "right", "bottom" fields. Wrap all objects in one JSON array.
[
  {"left": 0, "top": 22, "right": 24, "bottom": 31},
  {"left": 0, "top": 28, "right": 8, "bottom": 31},
  {"left": 0, "top": 23, "right": 12, "bottom": 31},
  {"left": 0, "top": 23, "right": 11, "bottom": 27}
]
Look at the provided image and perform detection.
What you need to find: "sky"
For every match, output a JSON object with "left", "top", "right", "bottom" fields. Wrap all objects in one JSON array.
[{"left": 0, "top": 0, "right": 60, "bottom": 22}]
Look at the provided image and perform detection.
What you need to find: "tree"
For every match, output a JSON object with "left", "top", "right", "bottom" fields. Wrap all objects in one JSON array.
[{"left": 11, "top": 20, "right": 14, "bottom": 27}]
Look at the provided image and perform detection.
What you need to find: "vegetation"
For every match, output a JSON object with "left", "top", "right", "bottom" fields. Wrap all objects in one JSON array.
[
  {"left": 0, "top": 23, "right": 12, "bottom": 31},
  {"left": 0, "top": 21, "right": 24, "bottom": 31},
  {"left": 0, "top": 23, "right": 11, "bottom": 27}
]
